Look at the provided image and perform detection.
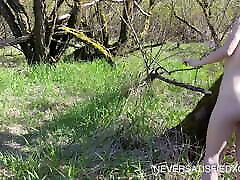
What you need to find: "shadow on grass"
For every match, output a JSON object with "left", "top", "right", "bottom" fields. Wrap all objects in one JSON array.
[
  {"left": 0, "top": 54, "right": 24, "bottom": 68},
  {"left": 1, "top": 87, "right": 199, "bottom": 178},
  {"left": 0, "top": 132, "right": 28, "bottom": 158},
  {"left": 49, "top": 89, "right": 126, "bottom": 137},
  {"left": 34, "top": 88, "right": 195, "bottom": 178},
  {"left": 22, "top": 87, "right": 161, "bottom": 178}
]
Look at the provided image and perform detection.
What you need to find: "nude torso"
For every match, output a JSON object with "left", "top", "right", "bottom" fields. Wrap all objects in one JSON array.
[
  {"left": 216, "top": 43, "right": 240, "bottom": 120},
  {"left": 200, "top": 18, "right": 240, "bottom": 180}
]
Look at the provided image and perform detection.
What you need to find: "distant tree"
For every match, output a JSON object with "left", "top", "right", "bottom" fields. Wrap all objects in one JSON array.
[
  {"left": 0, "top": 0, "right": 116, "bottom": 65},
  {"left": 0, "top": 0, "right": 152, "bottom": 65}
]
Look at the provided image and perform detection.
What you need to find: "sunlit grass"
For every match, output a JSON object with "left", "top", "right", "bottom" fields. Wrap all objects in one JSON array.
[{"left": 0, "top": 44, "right": 229, "bottom": 179}]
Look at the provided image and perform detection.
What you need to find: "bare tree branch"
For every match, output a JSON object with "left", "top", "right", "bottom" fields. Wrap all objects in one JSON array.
[
  {"left": 7, "top": 0, "right": 31, "bottom": 34},
  {"left": 49, "top": 0, "right": 65, "bottom": 18},
  {"left": 133, "top": 1, "right": 150, "bottom": 17},
  {"left": 81, "top": 0, "right": 101, "bottom": 7},
  {"left": 215, "top": 0, "right": 232, "bottom": 32},
  {"left": 127, "top": 42, "right": 166, "bottom": 53},
  {"left": 0, "top": 35, "right": 31, "bottom": 48},
  {"left": 164, "top": 66, "right": 202, "bottom": 75},
  {"left": 0, "top": 0, "right": 23, "bottom": 38},
  {"left": 147, "top": 71, "right": 211, "bottom": 95},
  {"left": 172, "top": 10, "right": 203, "bottom": 38},
  {"left": 0, "top": 0, "right": 33, "bottom": 62},
  {"left": 78, "top": 0, "right": 150, "bottom": 17},
  {"left": 51, "top": 38, "right": 82, "bottom": 48},
  {"left": 46, "top": 0, "right": 59, "bottom": 49},
  {"left": 195, "top": 0, "right": 220, "bottom": 47}
]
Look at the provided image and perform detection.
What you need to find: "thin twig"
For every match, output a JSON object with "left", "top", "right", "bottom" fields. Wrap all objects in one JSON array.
[
  {"left": 165, "top": 66, "right": 202, "bottom": 75},
  {"left": 149, "top": 21, "right": 169, "bottom": 67},
  {"left": 215, "top": 0, "right": 232, "bottom": 31},
  {"left": 172, "top": 10, "right": 203, "bottom": 37},
  {"left": 106, "top": 1, "right": 150, "bottom": 72},
  {"left": 195, "top": 0, "right": 220, "bottom": 47},
  {"left": 127, "top": 42, "right": 166, "bottom": 53}
]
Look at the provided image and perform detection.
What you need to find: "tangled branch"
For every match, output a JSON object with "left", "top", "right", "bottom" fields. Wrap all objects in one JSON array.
[{"left": 146, "top": 69, "right": 212, "bottom": 95}]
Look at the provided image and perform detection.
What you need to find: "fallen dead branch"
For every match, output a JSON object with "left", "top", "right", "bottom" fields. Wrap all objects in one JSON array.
[
  {"left": 0, "top": 35, "right": 31, "bottom": 48},
  {"left": 146, "top": 69, "right": 212, "bottom": 95}
]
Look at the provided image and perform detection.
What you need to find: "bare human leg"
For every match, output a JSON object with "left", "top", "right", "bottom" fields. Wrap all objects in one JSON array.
[{"left": 202, "top": 108, "right": 235, "bottom": 180}]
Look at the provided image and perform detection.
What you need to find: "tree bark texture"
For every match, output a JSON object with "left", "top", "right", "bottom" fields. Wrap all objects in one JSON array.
[
  {"left": 96, "top": 3, "right": 109, "bottom": 47},
  {"left": 139, "top": 0, "right": 155, "bottom": 40},
  {"left": 0, "top": 0, "right": 81, "bottom": 65},
  {"left": 118, "top": 0, "right": 133, "bottom": 44},
  {"left": 49, "top": 5, "right": 79, "bottom": 61},
  {"left": 0, "top": 0, "right": 33, "bottom": 63},
  {"left": 33, "top": 0, "right": 48, "bottom": 64}
]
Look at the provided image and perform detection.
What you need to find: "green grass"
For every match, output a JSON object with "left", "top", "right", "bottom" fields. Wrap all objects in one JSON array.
[{"left": 0, "top": 43, "right": 233, "bottom": 179}]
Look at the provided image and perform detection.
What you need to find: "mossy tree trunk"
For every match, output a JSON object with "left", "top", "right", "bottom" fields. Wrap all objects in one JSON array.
[{"left": 49, "top": 6, "right": 79, "bottom": 61}]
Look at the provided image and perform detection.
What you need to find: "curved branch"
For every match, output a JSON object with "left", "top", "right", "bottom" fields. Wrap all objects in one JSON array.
[
  {"left": 195, "top": 0, "right": 220, "bottom": 47},
  {"left": 58, "top": 26, "right": 115, "bottom": 66},
  {"left": 0, "top": 0, "right": 22, "bottom": 37}
]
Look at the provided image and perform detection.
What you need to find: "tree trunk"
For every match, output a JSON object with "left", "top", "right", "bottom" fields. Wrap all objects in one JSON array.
[
  {"left": 170, "top": 74, "right": 223, "bottom": 146},
  {"left": 0, "top": 0, "right": 34, "bottom": 63},
  {"left": 96, "top": 3, "right": 109, "bottom": 47},
  {"left": 0, "top": 0, "right": 79, "bottom": 65},
  {"left": 154, "top": 74, "right": 222, "bottom": 163},
  {"left": 139, "top": 0, "right": 155, "bottom": 40},
  {"left": 118, "top": 0, "right": 133, "bottom": 44},
  {"left": 33, "top": 0, "right": 48, "bottom": 64},
  {"left": 49, "top": 5, "right": 79, "bottom": 61}
]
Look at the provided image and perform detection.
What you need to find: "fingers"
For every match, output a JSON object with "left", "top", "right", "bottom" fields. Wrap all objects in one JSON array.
[{"left": 182, "top": 58, "right": 202, "bottom": 68}]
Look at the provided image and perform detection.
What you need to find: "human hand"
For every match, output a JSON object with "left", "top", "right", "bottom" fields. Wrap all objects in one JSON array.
[{"left": 182, "top": 58, "right": 202, "bottom": 67}]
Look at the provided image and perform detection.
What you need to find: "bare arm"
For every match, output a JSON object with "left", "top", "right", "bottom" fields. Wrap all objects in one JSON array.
[
  {"left": 200, "top": 46, "right": 230, "bottom": 66},
  {"left": 184, "top": 17, "right": 240, "bottom": 67}
]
